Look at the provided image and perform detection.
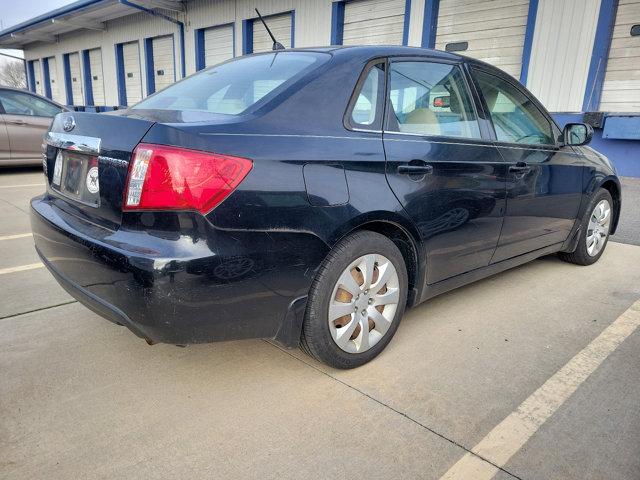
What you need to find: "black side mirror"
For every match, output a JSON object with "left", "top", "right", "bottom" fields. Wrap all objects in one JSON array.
[{"left": 563, "top": 123, "right": 593, "bottom": 146}]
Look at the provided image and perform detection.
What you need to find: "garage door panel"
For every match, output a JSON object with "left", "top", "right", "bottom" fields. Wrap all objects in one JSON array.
[
  {"left": 436, "top": 18, "right": 525, "bottom": 37},
  {"left": 47, "top": 57, "right": 62, "bottom": 103},
  {"left": 439, "top": 5, "right": 528, "bottom": 24},
  {"left": 436, "top": 34, "right": 525, "bottom": 51},
  {"left": 253, "top": 13, "right": 292, "bottom": 53},
  {"left": 439, "top": 0, "right": 528, "bottom": 15},
  {"left": 343, "top": 0, "right": 405, "bottom": 45},
  {"left": 68, "top": 53, "right": 83, "bottom": 105},
  {"left": 435, "top": 0, "right": 529, "bottom": 77},
  {"left": 203, "top": 24, "right": 234, "bottom": 67},
  {"left": 152, "top": 35, "right": 175, "bottom": 92},
  {"left": 122, "top": 42, "right": 142, "bottom": 105},
  {"left": 32, "top": 61, "right": 43, "bottom": 96},
  {"left": 600, "top": 0, "right": 640, "bottom": 112},
  {"left": 88, "top": 48, "right": 105, "bottom": 106}
]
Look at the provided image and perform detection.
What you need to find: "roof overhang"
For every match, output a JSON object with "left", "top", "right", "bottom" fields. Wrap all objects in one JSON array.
[{"left": 0, "top": 0, "right": 184, "bottom": 49}]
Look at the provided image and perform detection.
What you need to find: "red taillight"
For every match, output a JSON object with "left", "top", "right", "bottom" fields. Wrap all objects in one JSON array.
[{"left": 123, "top": 143, "right": 252, "bottom": 214}]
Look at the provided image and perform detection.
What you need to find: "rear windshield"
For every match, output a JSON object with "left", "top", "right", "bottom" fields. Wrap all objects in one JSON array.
[{"left": 132, "top": 52, "right": 329, "bottom": 115}]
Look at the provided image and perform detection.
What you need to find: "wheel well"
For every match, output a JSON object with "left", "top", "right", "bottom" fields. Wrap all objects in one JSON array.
[
  {"left": 352, "top": 221, "right": 420, "bottom": 307},
  {"left": 600, "top": 180, "right": 621, "bottom": 234}
]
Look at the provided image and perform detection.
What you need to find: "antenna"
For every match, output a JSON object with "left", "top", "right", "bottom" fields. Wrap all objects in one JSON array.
[{"left": 254, "top": 8, "right": 285, "bottom": 51}]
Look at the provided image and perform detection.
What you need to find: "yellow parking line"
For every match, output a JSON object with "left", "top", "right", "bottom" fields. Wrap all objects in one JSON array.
[
  {"left": 0, "top": 233, "right": 32, "bottom": 241},
  {"left": 0, "top": 263, "right": 43, "bottom": 275},
  {"left": 440, "top": 299, "right": 640, "bottom": 480},
  {"left": 0, "top": 183, "right": 44, "bottom": 189}
]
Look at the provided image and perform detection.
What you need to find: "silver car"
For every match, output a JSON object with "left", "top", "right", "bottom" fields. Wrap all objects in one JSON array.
[{"left": 0, "top": 87, "right": 66, "bottom": 166}]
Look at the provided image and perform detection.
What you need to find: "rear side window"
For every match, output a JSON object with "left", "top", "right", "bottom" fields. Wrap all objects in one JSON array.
[
  {"left": 133, "top": 52, "right": 329, "bottom": 115},
  {"left": 348, "top": 62, "right": 385, "bottom": 129},
  {"left": 386, "top": 61, "right": 481, "bottom": 140},
  {"left": 472, "top": 68, "right": 554, "bottom": 145},
  {"left": 0, "top": 90, "right": 62, "bottom": 117}
]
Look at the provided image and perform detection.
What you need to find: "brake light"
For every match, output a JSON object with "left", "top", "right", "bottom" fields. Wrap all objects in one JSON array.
[{"left": 123, "top": 143, "right": 252, "bottom": 214}]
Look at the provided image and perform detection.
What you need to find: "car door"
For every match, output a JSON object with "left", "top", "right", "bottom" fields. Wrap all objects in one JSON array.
[
  {"left": 0, "top": 89, "right": 62, "bottom": 163},
  {"left": 0, "top": 114, "right": 9, "bottom": 164},
  {"left": 469, "top": 67, "right": 584, "bottom": 263},
  {"left": 383, "top": 58, "right": 507, "bottom": 285}
]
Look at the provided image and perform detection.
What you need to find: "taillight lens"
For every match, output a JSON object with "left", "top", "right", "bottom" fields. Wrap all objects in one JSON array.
[{"left": 123, "top": 143, "right": 252, "bottom": 214}]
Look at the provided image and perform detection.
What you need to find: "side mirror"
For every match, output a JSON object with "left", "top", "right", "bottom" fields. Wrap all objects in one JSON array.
[
  {"left": 433, "top": 96, "right": 450, "bottom": 108},
  {"left": 563, "top": 123, "right": 593, "bottom": 146}
]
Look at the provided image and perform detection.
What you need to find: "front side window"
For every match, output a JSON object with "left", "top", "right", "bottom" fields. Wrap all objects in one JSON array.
[
  {"left": 472, "top": 69, "right": 554, "bottom": 145},
  {"left": 386, "top": 61, "right": 481, "bottom": 140},
  {"left": 133, "top": 52, "right": 329, "bottom": 115},
  {"left": 0, "top": 90, "right": 62, "bottom": 117}
]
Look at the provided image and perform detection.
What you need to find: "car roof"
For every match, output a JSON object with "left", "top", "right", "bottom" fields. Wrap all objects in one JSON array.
[{"left": 284, "top": 45, "right": 464, "bottom": 61}]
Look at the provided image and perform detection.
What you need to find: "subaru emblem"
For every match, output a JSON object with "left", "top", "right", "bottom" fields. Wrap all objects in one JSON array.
[{"left": 62, "top": 115, "right": 75, "bottom": 132}]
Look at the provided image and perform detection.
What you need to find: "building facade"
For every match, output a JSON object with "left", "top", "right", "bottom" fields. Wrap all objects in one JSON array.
[{"left": 1, "top": 0, "right": 639, "bottom": 175}]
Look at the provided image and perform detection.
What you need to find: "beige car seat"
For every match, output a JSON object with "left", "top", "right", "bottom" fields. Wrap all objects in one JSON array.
[{"left": 401, "top": 108, "right": 442, "bottom": 135}]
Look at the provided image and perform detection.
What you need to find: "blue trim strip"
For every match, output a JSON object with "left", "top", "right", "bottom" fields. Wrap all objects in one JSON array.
[
  {"left": 82, "top": 49, "right": 94, "bottom": 106},
  {"left": 62, "top": 53, "right": 73, "bottom": 105},
  {"left": 519, "top": 0, "right": 538, "bottom": 85},
  {"left": 115, "top": 43, "right": 127, "bottom": 106},
  {"left": 144, "top": 37, "right": 155, "bottom": 94},
  {"left": 421, "top": 0, "right": 440, "bottom": 48},
  {"left": 42, "top": 57, "right": 52, "bottom": 99},
  {"left": 27, "top": 60, "right": 36, "bottom": 92},
  {"left": 582, "top": 0, "right": 619, "bottom": 111},
  {"left": 330, "top": 1, "right": 345, "bottom": 45},
  {"left": 291, "top": 10, "right": 296, "bottom": 48},
  {"left": 402, "top": 0, "right": 412, "bottom": 46},
  {"left": 195, "top": 28, "right": 205, "bottom": 70},
  {"left": 242, "top": 19, "right": 253, "bottom": 55}
]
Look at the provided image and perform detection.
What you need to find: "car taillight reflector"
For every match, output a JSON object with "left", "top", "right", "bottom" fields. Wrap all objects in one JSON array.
[{"left": 123, "top": 143, "right": 252, "bottom": 214}]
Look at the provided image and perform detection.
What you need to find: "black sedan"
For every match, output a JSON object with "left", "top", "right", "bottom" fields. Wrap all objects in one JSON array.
[{"left": 31, "top": 46, "right": 621, "bottom": 368}]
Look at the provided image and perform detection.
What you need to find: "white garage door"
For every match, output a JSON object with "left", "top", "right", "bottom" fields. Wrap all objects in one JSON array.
[
  {"left": 88, "top": 48, "right": 105, "bottom": 106},
  {"left": 204, "top": 24, "right": 234, "bottom": 67},
  {"left": 32, "top": 60, "right": 43, "bottom": 96},
  {"left": 68, "top": 52, "right": 83, "bottom": 106},
  {"left": 252, "top": 12, "right": 292, "bottom": 53},
  {"left": 122, "top": 41, "right": 143, "bottom": 105},
  {"left": 342, "top": 0, "right": 406, "bottom": 45},
  {"left": 435, "top": 0, "right": 530, "bottom": 78},
  {"left": 152, "top": 35, "right": 176, "bottom": 92},
  {"left": 46, "top": 57, "right": 63, "bottom": 103},
  {"left": 600, "top": 0, "right": 640, "bottom": 112}
]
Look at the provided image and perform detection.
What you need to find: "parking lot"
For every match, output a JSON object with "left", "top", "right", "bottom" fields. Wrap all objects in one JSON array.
[{"left": 1, "top": 169, "right": 639, "bottom": 480}]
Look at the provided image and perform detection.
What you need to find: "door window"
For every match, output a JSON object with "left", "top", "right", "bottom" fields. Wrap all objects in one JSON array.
[
  {"left": 0, "top": 90, "right": 62, "bottom": 117},
  {"left": 472, "top": 69, "right": 554, "bottom": 145},
  {"left": 386, "top": 61, "right": 481, "bottom": 139},
  {"left": 348, "top": 62, "right": 385, "bottom": 129}
]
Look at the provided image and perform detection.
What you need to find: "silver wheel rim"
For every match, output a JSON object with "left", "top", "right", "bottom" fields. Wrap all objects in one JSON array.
[
  {"left": 586, "top": 199, "right": 611, "bottom": 257},
  {"left": 328, "top": 254, "right": 400, "bottom": 354}
]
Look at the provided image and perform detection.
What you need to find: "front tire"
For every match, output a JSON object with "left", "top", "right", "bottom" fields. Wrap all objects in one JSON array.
[
  {"left": 300, "top": 231, "right": 408, "bottom": 369},
  {"left": 559, "top": 188, "right": 613, "bottom": 266}
]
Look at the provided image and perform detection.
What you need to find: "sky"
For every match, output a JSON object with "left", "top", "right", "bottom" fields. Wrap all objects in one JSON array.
[{"left": 0, "top": 0, "right": 74, "bottom": 64}]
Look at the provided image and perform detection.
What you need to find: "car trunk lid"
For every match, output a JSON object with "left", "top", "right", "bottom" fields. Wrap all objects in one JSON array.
[{"left": 44, "top": 112, "right": 155, "bottom": 228}]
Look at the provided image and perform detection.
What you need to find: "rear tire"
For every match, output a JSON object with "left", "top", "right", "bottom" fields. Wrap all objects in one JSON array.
[
  {"left": 300, "top": 231, "right": 408, "bottom": 369},
  {"left": 559, "top": 188, "right": 613, "bottom": 266}
]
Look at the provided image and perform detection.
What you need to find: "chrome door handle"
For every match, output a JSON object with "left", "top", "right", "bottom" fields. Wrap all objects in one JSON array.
[
  {"left": 397, "top": 164, "right": 434, "bottom": 175},
  {"left": 7, "top": 119, "right": 26, "bottom": 125},
  {"left": 508, "top": 162, "right": 531, "bottom": 175}
]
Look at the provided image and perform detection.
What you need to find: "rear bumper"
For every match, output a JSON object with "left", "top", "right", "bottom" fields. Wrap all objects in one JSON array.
[{"left": 30, "top": 195, "right": 327, "bottom": 346}]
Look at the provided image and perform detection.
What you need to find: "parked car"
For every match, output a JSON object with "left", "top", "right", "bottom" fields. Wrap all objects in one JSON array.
[
  {"left": 31, "top": 46, "right": 621, "bottom": 369},
  {"left": 0, "top": 86, "right": 66, "bottom": 166}
]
